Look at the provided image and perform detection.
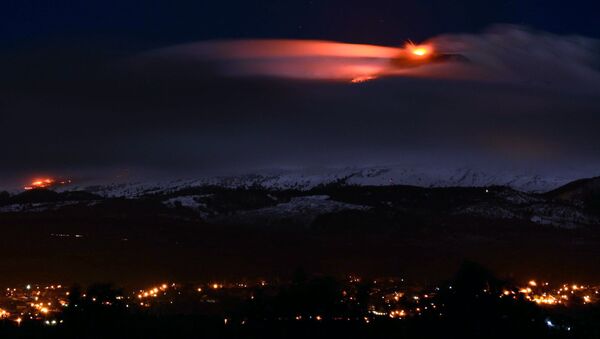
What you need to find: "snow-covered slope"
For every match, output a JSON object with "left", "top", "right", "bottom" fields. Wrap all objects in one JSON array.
[
  {"left": 71, "top": 166, "right": 590, "bottom": 198},
  {"left": 210, "top": 195, "right": 369, "bottom": 225},
  {"left": 3, "top": 171, "right": 599, "bottom": 228}
]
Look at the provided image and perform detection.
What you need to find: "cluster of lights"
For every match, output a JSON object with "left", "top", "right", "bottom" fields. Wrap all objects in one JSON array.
[
  {"left": 200, "top": 280, "right": 266, "bottom": 291},
  {"left": 388, "top": 309, "right": 406, "bottom": 318},
  {"left": 502, "top": 280, "right": 599, "bottom": 306},
  {"left": 1, "top": 284, "right": 68, "bottom": 325},
  {"left": 31, "top": 302, "right": 51, "bottom": 314},
  {"left": 137, "top": 283, "right": 171, "bottom": 300},
  {"left": 371, "top": 289, "right": 439, "bottom": 319},
  {"left": 1, "top": 277, "right": 598, "bottom": 329}
]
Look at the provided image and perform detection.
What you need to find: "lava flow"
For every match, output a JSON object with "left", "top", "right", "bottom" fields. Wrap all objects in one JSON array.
[{"left": 24, "top": 178, "right": 71, "bottom": 190}]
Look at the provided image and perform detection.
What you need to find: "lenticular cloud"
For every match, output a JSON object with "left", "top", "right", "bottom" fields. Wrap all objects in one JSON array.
[
  {"left": 141, "top": 25, "right": 600, "bottom": 91},
  {"left": 146, "top": 39, "right": 410, "bottom": 81}
]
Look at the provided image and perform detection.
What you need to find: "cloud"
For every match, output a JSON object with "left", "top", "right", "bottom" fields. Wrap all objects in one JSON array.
[
  {"left": 426, "top": 25, "right": 600, "bottom": 91},
  {"left": 139, "top": 25, "right": 600, "bottom": 92},
  {"left": 142, "top": 39, "right": 439, "bottom": 82},
  {"left": 1, "top": 26, "right": 600, "bottom": 187}
]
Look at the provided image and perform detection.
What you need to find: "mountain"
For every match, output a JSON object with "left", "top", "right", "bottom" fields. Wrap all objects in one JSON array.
[
  {"left": 3, "top": 175, "right": 600, "bottom": 229},
  {"left": 2, "top": 175, "right": 599, "bottom": 284},
  {"left": 546, "top": 176, "right": 600, "bottom": 202},
  {"left": 545, "top": 176, "right": 600, "bottom": 216},
  {"left": 59, "top": 166, "right": 592, "bottom": 198}
]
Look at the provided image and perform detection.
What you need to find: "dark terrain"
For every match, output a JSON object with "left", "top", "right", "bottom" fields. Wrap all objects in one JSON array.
[{"left": 1, "top": 178, "right": 599, "bottom": 286}]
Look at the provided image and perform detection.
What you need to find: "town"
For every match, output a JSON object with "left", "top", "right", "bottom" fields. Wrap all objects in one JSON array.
[{"left": 1, "top": 273, "right": 598, "bottom": 334}]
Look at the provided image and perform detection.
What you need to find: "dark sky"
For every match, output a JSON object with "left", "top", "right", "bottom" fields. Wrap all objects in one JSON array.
[
  {"left": 4, "top": 0, "right": 600, "bottom": 46},
  {"left": 2, "top": 0, "right": 600, "bottom": 187}
]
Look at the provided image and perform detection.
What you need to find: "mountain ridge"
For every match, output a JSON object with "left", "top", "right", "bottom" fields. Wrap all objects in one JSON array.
[{"left": 51, "top": 166, "right": 594, "bottom": 198}]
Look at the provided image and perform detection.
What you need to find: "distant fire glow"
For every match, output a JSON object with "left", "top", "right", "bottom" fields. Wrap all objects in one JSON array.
[
  {"left": 406, "top": 43, "right": 432, "bottom": 57},
  {"left": 154, "top": 40, "right": 450, "bottom": 83},
  {"left": 351, "top": 75, "right": 377, "bottom": 83},
  {"left": 412, "top": 48, "right": 428, "bottom": 56},
  {"left": 24, "top": 178, "right": 71, "bottom": 190},
  {"left": 24, "top": 178, "right": 55, "bottom": 190}
]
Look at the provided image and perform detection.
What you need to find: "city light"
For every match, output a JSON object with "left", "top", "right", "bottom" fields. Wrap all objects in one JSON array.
[{"left": 0, "top": 278, "right": 597, "bottom": 327}]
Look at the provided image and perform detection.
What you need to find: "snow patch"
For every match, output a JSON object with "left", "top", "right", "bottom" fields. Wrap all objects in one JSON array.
[{"left": 211, "top": 195, "right": 369, "bottom": 225}]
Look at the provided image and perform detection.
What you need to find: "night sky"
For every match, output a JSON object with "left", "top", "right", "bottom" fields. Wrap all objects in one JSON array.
[{"left": 2, "top": 0, "right": 600, "bottom": 188}]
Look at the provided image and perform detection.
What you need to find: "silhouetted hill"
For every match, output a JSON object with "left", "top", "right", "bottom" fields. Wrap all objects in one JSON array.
[
  {"left": 1, "top": 189, "right": 101, "bottom": 206},
  {"left": 547, "top": 176, "right": 600, "bottom": 201},
  {"left": 546, "top": 176, "right": 600, "bottom": 213}
]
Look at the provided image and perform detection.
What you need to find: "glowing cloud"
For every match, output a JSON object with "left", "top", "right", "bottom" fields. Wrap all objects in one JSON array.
[
  {"left": 149, "top": 40, "right": 448, "bottom": 82},
  {"left": 23, "top": 178, "right": 71, "bottom": 190},
  {"left": 140, "top": 26, "right": 600, "bottom": 91}
]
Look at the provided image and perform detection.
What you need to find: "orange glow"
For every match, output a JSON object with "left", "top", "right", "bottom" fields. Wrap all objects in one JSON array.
[
  {"left": 24, "top": 178, "right": 55, "bottom": 190},
  {"left": 405, "top": 42, "right": 433, "bottom": 58},
  {"left": 351, "top": 75, "right": 377, "bottom": 83},
  {"left": 532, "top": 295, "right": 559, "bottom": 305},
  {"left": 193, "top": 39, "right": 402, "bottom": 60},
  {"left": 389, "top": 309, "right": 406, "bottom": 318},
  {"left": 161, "top": 39, "right": 446, "bottom": 82},
  {"left": 23, "top": 177, "right": 71, "bottom": 190}
]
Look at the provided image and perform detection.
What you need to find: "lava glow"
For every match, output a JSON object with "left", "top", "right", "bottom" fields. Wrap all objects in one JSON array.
[
  {"left": 157, "top": 40, "right": 444, "bottom": 82},
  {"left": 412, "top": 48, "right": 428, "bottom": 56},
  {"left": 24, "top": 178, "right": 55, "bottom": 190},
  {"left": 23, "top": 178, "right": 71, "bottom": 190},
  {"left": 406, "top": 43, "right": 432, "bottom": 57},
  {"left": 351, "top": 75, "right": 377, "bottom": 83}
]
